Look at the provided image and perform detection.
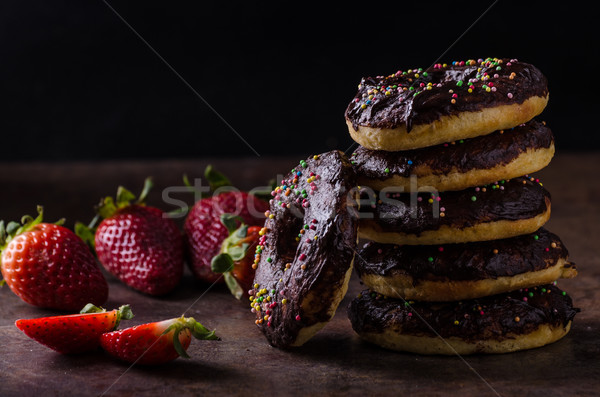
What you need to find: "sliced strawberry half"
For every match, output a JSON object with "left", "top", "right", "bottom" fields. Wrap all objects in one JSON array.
[
  {"left": 100, "top": 316, "right": 219, "bottom": 365},
  {"left": 15, "top": 304, "right": 133, "bottom": 354}
]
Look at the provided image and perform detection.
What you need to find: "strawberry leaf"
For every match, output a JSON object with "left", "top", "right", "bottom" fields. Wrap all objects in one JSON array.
[
  {"left": 97, "top": 197, "right": 118, "bottom": 219},
  {"left": 211, "top": 253, "right": 234, "bottom": 273},
  {"left": 79, "top": 304, "right": 134, "bottom": 329},
  {"left": 162, "top": 321, "right": 191, "bottom": 359},
  {"left": 75, "top": 221, "right": 96, "bottom": 249},
  {"left": 118, "top": 305, "right": 134, "bottom": 321},
  {"left": 220, "top": 213, "right": 244, "bottom": 234},
  {"left": 235, "top": 225, "right": 249, "bottom": 239},
  {"left": 15, "top": 205, "right": 45, "bottom": 236},
  {"left": 136, "top": 177, "right": 153, "bottom": 205},
  {"left": 116, "top": 186, "right": 136, "bottom": 207},
  {"left": 160, "top": 316, "right": 219, "bottom": 360},
  {"left": 0, "top": 221, "right": 5, "bottom": 248},
  {"left": 224, "top": 272, "right": 244, "bottom": 300},
  {"left": 228, "top": 243, "right": 248, "bottom": 261},
  {"left": 182, "top": 173, "right": 204, "bottom": 199},
  {"left": 95, "top": 177, "right": 154, "bottom": 220},
  {"left": 5, "top": 222, "right": 19, "bottom": 239},
  {"left": 172, "top": 331, "right": 190, "bottom": 359},
  {"left": 187, "top": 318, "right": 219, "bottom": 340},
  {"left": 204, "top": 165, "right": 231, "bottom": 191},
  {"left": 79, "top": 303, "right": 106, "bottom": 314},
  {"left": 1, "top": 206, "right": 63, "bottom": 253}
]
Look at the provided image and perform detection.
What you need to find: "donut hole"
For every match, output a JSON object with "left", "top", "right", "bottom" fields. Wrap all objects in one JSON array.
[{"left": 273, "top": 206, "right": 305, "bottom": 266}]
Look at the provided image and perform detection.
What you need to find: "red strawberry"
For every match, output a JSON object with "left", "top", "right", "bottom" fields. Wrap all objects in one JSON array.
[
  {"left": 15, "top": 304, "right": 133, "bottom": 354},
  {"left": 0, "top": 206, "right": 108, "bottom": 311},
  {"left": 78, "top": 178, "right": 184, "bottom": 296},
  {"left": 211, "top": 214, "right": 262, "bottom": 299},
  {"left": 183, "top": 166, "right": 268, "bottom": 283},
  {"left": 100, "top": 316, "right": 218, "bottom": 365}
]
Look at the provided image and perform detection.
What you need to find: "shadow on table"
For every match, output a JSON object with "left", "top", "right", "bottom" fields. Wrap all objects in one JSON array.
[{"left": 289, "top": 320, "right": 598, "bottom": 386}]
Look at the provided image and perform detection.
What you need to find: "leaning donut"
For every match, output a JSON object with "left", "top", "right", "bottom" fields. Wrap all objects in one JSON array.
[
  {"left": 351, "top": 119, "right": 554, "bottom": 192},
  {"left": 358, "top": 176, "right": 551, "bottom": 245},
  {"left": 345, "top": 58, "right": 548, "bottom": 151},
  {"left": 348, "top": 284, "right": 578, "bottom": 355},
  {"left": 250, "top": 150, "right": 358, "bottom": 348},
  {"left": 355, "top": 228, "right": 577, "bottom": 301}
]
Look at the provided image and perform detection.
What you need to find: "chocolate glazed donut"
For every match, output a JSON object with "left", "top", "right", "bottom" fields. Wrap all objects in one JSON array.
[
  {"left": 358, "top": 176, "right": 551, "bottom": 245},
  {"left": 348, "top": 284, "right": 579, "bottom": 355},
  {"left": 345, "top": 58, "right": 549, "bottom": 151},
  {"left": 250, "top": 150, "right": 358, "bottom": 348},
  {"left": 351, "top": 119, "right": 555, "bottom": 192},
  {"left": 355, "top": 228, "right": 578, "bottom": 301}
]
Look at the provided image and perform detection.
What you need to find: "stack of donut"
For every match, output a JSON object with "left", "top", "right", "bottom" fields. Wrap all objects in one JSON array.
[{"left": 344, "top": 57, "right": 579, "bottom": 354}]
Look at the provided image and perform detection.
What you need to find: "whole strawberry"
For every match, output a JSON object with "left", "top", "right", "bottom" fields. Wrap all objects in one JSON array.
[
  {"left": 100, "top": 316, "right": 218, "bottom": 365},
  {"left": 211, "top": 214, "right": 262, "bottom": 299},
  {"left": 15, "top": 303, "right": 133, "bottom": 354},
  {"left": 0, "top": 206, "right": 108, "bottom": 311},
  {"left": 78, "top": 178, "right": 184, "bottom": 296},
  {"left": 184, "top": 166, "right": 268, "bottom": 283}
]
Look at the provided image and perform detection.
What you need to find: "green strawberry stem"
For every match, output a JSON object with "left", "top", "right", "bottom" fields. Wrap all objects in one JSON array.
[
  {"left": 1, "top": 206, "right": 44, "bottom": 251},
  {"left": 80, "top": 303, "right": 134, "bottom": 330},
  {"left": 75, "top": 177, "right": 154, "bottom": 245},
  {"left": 97, "top": 177, "right": 154, "bottom": 219},
  {"left": 163, "top": 317, "right": 219, "bottom": 359},
  {"left": 181, "top": 165, "right": 232, "bottom": 201},
  {"left": 74, "top": 214, "right": 100, "bottom": 249},
  {"left": 136, "top": 177, "right": 153, "bottom": 205},
  {"left": 211, "top": 254, "right": 245, "bottom": 299},
  {"left": 79, "top": 303, "right": 106, "bottom": 314},
  {"left": 204, "top": 165, "right": 232, "bottom": 191},
  {"left": 1, "top": 206, "right": 64, "bottom": 282},
  {"left": 211, "top": 253, "right": 234, "bottom": 273},
  {"left": 223, "top": 273, "right": 244, "bottom": 300},
  {"left": 210, "top": 214, "right": 251, "bottom": 300},
  {"left": 220, "top": 213, "right": 246, "bottom": 234}
]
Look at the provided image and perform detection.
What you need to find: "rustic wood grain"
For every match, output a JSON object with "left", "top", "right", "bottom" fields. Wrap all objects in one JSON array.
[{"left": 1, "top": 153, "right": 598, "bottom": 396}]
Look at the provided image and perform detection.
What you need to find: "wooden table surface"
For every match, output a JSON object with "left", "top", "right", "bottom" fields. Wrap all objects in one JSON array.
[{"left": 1, "top": 153, "right": 599, "bottom": 397}]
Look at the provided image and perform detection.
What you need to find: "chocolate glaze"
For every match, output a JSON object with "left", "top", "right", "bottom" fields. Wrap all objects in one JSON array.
[
  {"left": 351, "top": 119, "right": 553, "bottom": 181},
  {"left": 250, "top": 150, "right": 358, "bottom": 348},
  {"left": 355, "top": 228, "right": 572, "bottom": 282},
  {"left": 348, "top": 285, "right": 579, "bottom": 342},
  {"left": 359, "top": 176, "right": 550, "bottom": 234},
  {"left": 345, "top": 58, "right": 548, "bottom": 132}
]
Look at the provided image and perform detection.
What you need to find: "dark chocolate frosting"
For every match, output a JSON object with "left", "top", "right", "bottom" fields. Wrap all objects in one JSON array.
[
  {"left": 351, "top": 119, "right": 553, "bottom": 180},
  {"left": 345, "top": 58, "right": 548, "bottom": 131},
  {"left": 250, "top": 150, "right": 358, "bottom": 348},
  {"left": 355, "top": 228, "right": 572, "bottom": 282},
  {"left": 348, "top": 284, "right": 579, "bottom": 341},
  {"left": 359, "top": 176, "right": 550, "bottom": 234}
]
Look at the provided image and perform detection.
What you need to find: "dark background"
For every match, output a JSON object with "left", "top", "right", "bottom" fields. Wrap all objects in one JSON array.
[{"left": 1, "top": 1, "right": 598, "bottom": 161}]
